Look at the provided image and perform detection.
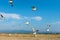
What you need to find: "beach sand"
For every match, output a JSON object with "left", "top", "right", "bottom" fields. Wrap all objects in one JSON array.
[{"left": 0, "top": 34, "right": 60, "bottom": 40}]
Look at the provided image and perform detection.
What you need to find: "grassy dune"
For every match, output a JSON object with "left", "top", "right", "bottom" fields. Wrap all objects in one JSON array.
[{"left": 0, "top": 34, "right": 60, "bottom": 40}]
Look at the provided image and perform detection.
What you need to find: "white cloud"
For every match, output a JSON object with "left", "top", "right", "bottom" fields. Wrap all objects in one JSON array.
[
  {"left": 31, "top": 16, "right": 42, "bottom": 21},
  {"left": 0, "top": 12, "right": 42, "bottom": 21},
  {"left": 0, "top": 12, "right": 21, "bottom": 20},
  {"left": 50, "top": 22, "right": 60, "bottom": 25},
  {"left": 55, "top": 22, "right": 60, "bottom": 24},
  {"left": 5, "top": 14, "right": 21, "bottom": 20},
  {"left": 23, "top": 16, "right": 42, "bottom": 21},
  {"left": 23, "top": 16, "right": 29, "bottom": 19},
  {"left": 56, "top": 22, "right": 60, "bottom": 23}
]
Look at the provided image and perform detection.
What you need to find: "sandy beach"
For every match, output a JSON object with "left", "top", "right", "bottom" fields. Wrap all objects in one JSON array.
[{"left": 0, "top": 34, "right": 60, "bottom": 40}]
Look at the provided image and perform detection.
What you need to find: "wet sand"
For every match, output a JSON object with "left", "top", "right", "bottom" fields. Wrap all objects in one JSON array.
[{"left": 0, "top": 34, "right": 60, "bottom": 40}]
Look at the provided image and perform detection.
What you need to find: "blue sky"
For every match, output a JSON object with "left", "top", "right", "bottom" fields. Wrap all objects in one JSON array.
[{"left": 0, "top": 0, "right": 60, "bottom": 33}]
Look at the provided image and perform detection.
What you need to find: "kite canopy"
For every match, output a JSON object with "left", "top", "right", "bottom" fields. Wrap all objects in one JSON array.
[
  {"left": 46, "top": 28, "right": 49, "bottom": 32},
  {"left": 9, "top": 0, "right": 13, "bottom": 7},
  {"left": 0, "top": 14, "right": 5, "bottom": 20},
  {"left": 9, "top": 0, "right": 13, "bottom": 3},
  {"left": 32, "top": 6, "right": 37, "bottom": 11},
  {"left": 32, "top": 28, "right": 36, "bottom": 32},
  {"left": 47, "top": 24, "right": 51, "bottom": 27},
  {"left": 32, "top": 28, "right": 36, "bottom": 34},
  {"left": 25, "top": 21, "right": 30, "bottom": 25}
]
